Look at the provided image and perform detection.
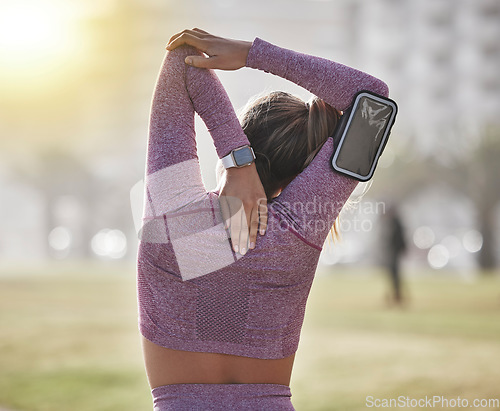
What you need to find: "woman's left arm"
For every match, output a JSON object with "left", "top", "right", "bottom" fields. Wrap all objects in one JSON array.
[
  {"left": 147, "top": 45, "right": 249, "bottom": 173},
  {"left": 146, "top": 42, "right": 266, "bottom": 253}
]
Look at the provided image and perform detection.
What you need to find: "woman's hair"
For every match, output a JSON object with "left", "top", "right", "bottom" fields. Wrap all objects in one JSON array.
[
  {"left": 238, "top": 91, "right": 340, "bottom": 201},
  {"left": 215, "top": 91, "right": 370, "bottom": 241}
]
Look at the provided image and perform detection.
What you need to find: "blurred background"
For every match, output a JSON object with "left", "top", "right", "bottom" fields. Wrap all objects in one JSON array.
[{"left": 0, "top": 0, "right": 499, "bottom": 410}]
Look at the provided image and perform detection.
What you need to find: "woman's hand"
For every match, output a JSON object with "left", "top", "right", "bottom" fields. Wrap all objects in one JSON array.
[
  {"left": 166, "top": 28, "right": 252, "bottom": 70},
  {"left": 219, "top": 164, "right": 267, "bottom": 255},
  {"left": 166, "top": 28, "right": 265, "bottom": 254}
]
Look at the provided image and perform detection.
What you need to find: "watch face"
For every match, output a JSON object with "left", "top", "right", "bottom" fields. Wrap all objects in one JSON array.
[{"left": 233, "top": 147, "right": 255, "bottom": 166}]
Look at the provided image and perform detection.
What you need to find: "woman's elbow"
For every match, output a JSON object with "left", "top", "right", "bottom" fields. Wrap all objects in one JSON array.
[{"left": 378, "top": 81, "right": 390, "bottom": 98}]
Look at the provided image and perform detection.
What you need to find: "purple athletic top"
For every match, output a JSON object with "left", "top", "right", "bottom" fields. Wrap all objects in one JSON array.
[{"left": 137, "top": 38, "right": 389, "bottom": 359}]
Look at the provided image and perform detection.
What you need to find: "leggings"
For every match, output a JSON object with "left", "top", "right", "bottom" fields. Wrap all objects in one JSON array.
[{"left": 152, "top": 383, "right": 295, "bottom": 410}]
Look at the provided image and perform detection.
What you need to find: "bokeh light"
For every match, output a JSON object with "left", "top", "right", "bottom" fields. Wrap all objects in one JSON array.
[
  {"left": 48, "top": 226, "right": 72, "bottom": 252},
  {"left": 91, "top": 228, "right": 127, "bottom": 259},
  {"left": 320, "top": 247, "right": 342, "bottom": 265},
  {"left": 462, "top": 229, "right": 483, "bottom": 253},
  {"left": 427, "top": 244, "right": 450, "bottom": 269},
  {"left": 413, "top": 226, "right": 436, "bottom": 249}
]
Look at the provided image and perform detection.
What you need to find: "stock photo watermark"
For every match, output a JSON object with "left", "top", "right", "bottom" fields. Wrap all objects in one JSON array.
[
  {"left": 366, "top": 395, "right": 499, "bottom": 409},
  {"left": 130, "top": 176, "right": 388, "bottom": 241},
  {"left": 130, "top": 174, "right": 387, "bottom": 279},
  {"left": 274, "top": 198, "right": 386, "bottom": 234}
]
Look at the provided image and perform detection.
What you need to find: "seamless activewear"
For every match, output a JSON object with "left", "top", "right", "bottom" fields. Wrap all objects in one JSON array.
[{"left": 137, "top": 37, "right": 389, "bottom": 360}]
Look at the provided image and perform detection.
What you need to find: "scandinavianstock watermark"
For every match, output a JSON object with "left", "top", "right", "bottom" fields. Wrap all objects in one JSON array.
[
  {"left": 275, "top": 198, "right": 386, "bottom": 234},
  {"left": 130, "top": 175, "right": 387, "bottom": 239},
  {"left": 365, "top": 395, "right": 499, "bottom": 409}
]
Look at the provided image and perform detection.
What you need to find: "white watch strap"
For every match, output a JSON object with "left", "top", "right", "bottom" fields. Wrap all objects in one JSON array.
[{"left": 221, "top": 152, "right": 236, "bottom": 168}]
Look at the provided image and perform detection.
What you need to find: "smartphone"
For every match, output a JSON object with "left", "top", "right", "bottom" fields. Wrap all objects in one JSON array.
[{"left": 331, "top": 91, "right": 398, "bottom": 181}]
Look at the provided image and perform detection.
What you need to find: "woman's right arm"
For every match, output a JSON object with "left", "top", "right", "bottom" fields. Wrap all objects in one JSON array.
[
  {"left": 245, "top": 37, "right": 389, "bottom": 109},
  {"left": 168, "top": 30, "right": 390, "bottom": 248},
  {"left": 149, "top": 38, "right": 267, "bottom": 253},
  {"left": 167, "top": 30, "right": 388, "bottom": 108},
  {"left": 244, "top": 38, "right": 390, "bottom": 247}
]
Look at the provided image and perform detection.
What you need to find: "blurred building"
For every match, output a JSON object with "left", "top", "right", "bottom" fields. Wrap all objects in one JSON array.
[
  {"left": 355, "top": 0, "right": 500, "bottom": 158},
  {"left": 1, "top": 0, "right": 499, "bottom": 267}
]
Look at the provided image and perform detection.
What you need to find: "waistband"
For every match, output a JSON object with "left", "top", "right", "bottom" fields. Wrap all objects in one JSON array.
[{"left": 152, "top": 383, "right": 294, "bottom": 411}]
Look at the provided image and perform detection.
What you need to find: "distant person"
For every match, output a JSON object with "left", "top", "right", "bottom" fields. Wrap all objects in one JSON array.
[
  {"left": 137, "top": 28, "right": 390, "bottom": 410},
  {"left": 381, "top": 206, "right": 407, "bottom": 306}
]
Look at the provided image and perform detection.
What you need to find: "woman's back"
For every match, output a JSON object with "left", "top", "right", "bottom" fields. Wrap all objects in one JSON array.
[
  {"left": 138, "top": 30, "right": 389, "bottom": 408},
  {"left": 138, "top": 138, "right": 355, "bottom": 364}
]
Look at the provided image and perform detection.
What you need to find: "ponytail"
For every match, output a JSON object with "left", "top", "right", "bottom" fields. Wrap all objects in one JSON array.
[
  {"left": 240, "top": 91, "right": 340, "bottom": 201},
  {"left": 304, "top": 96, "right": 340, "bottom": 168}
]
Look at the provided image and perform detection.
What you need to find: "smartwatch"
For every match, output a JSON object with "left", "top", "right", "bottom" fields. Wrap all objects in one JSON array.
[{"left": 221, "top": 145, "right": 256, "bottom": 169}]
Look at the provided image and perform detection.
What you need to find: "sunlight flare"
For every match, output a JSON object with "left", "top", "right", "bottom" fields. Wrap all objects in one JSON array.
[{"left": 0, "top": 0, "right": 81, "bottom": 88}]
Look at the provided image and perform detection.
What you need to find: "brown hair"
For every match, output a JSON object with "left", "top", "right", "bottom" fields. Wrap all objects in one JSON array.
[{"left": 239, "top": 91, "right": 340, "bottom": 200}]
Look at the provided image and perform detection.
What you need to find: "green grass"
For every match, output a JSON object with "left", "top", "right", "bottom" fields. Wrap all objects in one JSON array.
[
  {"left": 0, "top": 263, "right": 499, "bottom": 410},
  {"left": 293, "top": 268, "right": 500, "bottom": 410}
]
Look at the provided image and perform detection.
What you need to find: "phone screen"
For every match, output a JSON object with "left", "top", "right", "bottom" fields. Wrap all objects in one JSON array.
[{"left": 332, "top": 93, "right": 396, "bottom": 181}]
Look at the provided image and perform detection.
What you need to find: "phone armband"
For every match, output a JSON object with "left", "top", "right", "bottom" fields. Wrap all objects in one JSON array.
[{"left": 330, "top": 90, "right": 398, "bottom": 182}]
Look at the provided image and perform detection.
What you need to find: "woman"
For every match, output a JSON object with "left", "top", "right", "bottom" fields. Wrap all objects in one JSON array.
[{"left": 137, "top": 28, "right": 389, "bottom": 410}]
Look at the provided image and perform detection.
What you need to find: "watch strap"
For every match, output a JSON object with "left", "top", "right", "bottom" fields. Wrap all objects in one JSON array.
[{"left": 221, "top": 152, "right": 236, "bottom": 168}]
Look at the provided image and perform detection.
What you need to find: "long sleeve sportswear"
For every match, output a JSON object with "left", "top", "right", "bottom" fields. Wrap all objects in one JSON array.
[{"left": 137, "top": 37, "right": 389, "bottom": 359}]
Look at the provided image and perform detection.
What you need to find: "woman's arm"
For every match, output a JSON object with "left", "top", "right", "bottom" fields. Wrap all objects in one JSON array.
[
  {"left": 147, "top": 45, "right": 249, "bottom": 174},
  {"left": 245, "top": 37, "right": 389, "bottom": 108},
  {"left": 244, "top": 37, "right": 389, "bottom": 247},
  {"left": 166, "top": 29, "right": 388, "bottom": 106},
  {"left": 146, "top": 41, "right": 266, "bottom": 253},
  {"left": 167, "top": 29, "right": 390, "bottom": 248}
]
